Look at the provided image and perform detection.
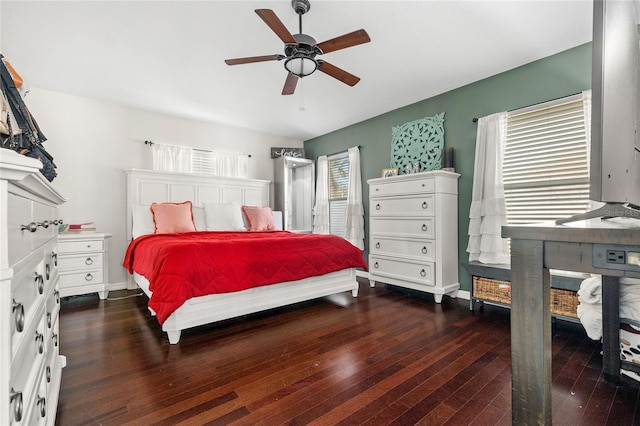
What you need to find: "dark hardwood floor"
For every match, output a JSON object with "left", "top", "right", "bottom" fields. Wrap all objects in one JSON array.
[{"left": 56, "top": 278, "right": 639, "bottom": 425}]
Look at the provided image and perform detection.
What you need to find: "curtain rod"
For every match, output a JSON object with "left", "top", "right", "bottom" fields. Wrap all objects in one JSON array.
[
  {"left": 325, "top": 145, "right": 361, "bottom": 158},
  {"left": 144, "top": 140, "right": 251, "bottom": 158},
  {"left": 471, "top": 92, "right": 583, "bottom": 123}
]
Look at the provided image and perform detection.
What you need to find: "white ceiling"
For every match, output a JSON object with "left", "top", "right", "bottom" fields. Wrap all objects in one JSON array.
[{"left": 0, "top": 1, "right": 609, "bottom": 141}]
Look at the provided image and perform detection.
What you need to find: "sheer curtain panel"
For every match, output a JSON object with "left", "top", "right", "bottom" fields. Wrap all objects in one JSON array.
[
  {"left": 152, "top": 143, "right": 193, "bottom": 173},
  {"left": 312, "top": 155, "right": 330, "bottom": 234},
  {"left": 345, "top": 147, "right": 365, "bottom": 249},
  {"left": 467, "top": 112, "right": 510, "bottom": 264}
]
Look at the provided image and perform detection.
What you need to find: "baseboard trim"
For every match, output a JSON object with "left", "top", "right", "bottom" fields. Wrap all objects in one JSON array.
[
  {"left": 107, "top": 281, "right": 129, "bottom": 292},
  {"left": 457, "top": 290, "right": 470, "bottom": 301}
]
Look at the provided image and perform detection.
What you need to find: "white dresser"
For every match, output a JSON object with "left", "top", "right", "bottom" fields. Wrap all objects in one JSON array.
[
  {"left": 368, "top": 170, "right": 460, "bottom": 303},
  {"left": 0, "top": 149, "right": 66, "bottom": 425},
  {"left": 58, "top": 233, "right": 111, "bottom": 299}
]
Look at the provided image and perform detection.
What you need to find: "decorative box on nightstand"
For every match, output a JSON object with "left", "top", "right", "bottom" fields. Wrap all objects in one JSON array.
[{"left": 58, "top": 232, "right": 111, "bottom": 299}]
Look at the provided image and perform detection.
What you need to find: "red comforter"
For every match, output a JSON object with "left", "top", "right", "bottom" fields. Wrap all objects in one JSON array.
[{"left": 123, "top": 231, "right": 367, "bottom": 324}]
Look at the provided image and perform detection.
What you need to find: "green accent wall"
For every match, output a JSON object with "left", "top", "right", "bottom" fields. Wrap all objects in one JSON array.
[{"left": 304, "top": 42, "right": 592, "bottom": 292}]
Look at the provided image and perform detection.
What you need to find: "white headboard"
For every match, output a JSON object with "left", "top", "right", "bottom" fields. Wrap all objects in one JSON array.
[{"left": 125, "top": 169, "right": 271, "bottom": 240}]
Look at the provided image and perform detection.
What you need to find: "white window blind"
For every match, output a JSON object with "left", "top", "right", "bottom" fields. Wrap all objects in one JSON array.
[
  {"left": 504, "top": 95, "right": 590, "bottom": 224},
  {"left": 192, "top": 149, "right": 249, "bottom": 178},
  {"left": 328, "top": 153, "right": 349, "bottom": 237}
]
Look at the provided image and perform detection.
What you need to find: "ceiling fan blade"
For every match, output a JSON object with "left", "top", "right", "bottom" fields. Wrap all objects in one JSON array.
[
  {"left": 282, "top": 73, "right": 299, "bottom": 95},
  {"left": 316, "top": 29, "right": 370, "bottom": 54},
  {"left": 317, "top": 61, "right": 361, "bottom": 86},
  {"left": 255, "top": 9, "right": 297, "bottom": 44},
  {"left": 224, "top": 55, "right": 281, "bottom": 65}
]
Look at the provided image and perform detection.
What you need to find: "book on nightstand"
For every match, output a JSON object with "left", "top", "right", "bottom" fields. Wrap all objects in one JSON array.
[{"left": 61, "top": 222, "right": 96, "bottom": 233}]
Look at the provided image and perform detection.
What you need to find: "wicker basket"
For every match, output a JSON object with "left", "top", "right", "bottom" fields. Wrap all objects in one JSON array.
[
  {"left": 473, "top": 276, "right": 511, "bottom": 305},
  {"left": 472, "top": 276, "right": 578, "bottom": 318}
]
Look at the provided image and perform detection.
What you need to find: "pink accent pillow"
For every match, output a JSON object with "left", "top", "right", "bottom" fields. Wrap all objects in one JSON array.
[
  {"left": 150, "top": 201, "right": 196, "bottom": 233},
  {"left": 242, "top": 206, "right": 276, "bottom": 231}
]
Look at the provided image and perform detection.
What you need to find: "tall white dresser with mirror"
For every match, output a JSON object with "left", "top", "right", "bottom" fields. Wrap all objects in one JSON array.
[
  {"left": 1, "top": 149, "right": 66, "bottom": 425},
  {"left": 368, "top": 170, "right": 460, "bottom": 303}
]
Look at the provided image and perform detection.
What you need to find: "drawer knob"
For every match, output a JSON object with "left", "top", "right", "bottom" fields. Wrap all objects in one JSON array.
[
  {"left": 420, "top": 269, "right": 427, "bottom": 277},
  {"left": 374, "top": 262, "right": 379, "bottom": 269},
  {"left": 37, "top": 395, "right": 46, "bottom": 418},
  {"left": 47, "top": 312, "right": 52, "bottom": 328},
  {"left": 10, "top": 388, "right": 23, "bottom": 422},
  {"left": 12, "top": 299, "right": 25, "bottom": 332},
  {"left": 421, "top": 224, "right": 428, "bottom": 232},
  {"left": 54, "top": 290, "right": 60, "bottom": 303},
  {"left": 52, "top": 252, "right": 58, "bottom": 267},
  {"left": 85, "top": 273, "right": 93, "bottom": 282},
  {"left": 38, "top": 220, "right": 50, "bottom": 229},
  {"left": 422, "top": 201, "right": 428, "bottom": 209},
  {"left": 21, "top": 222, "right": 38, "bottom": 233},
  {"left": 52, "top": 333, "right": 59, "bottom": 347},
  {"left": 422, "top": 246, "right": 428, "bottom": 254},
  {"left": 36, "top": 331, "right": 44, "bottom": 354},
  {"left": 375, "top": 242, "right": 380, "bottom": 249},
  {"left": 46, "top": 366, "right": 52, "bottom": 383},
  {"left": 375, "top": 203, "right": 381, "bottom": 210},
  {"left": 85, "top": 257, "right": 94, "bottom": 265},
  {"left": 46, "top": 263, "right": 51, "bottom": 280},
  {"left": 35, "top": 272, "right": 44, "bottom": 294}
]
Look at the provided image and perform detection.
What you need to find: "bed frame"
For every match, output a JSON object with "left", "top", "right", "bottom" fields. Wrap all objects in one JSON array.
[{"left": 124, "top": 169, "right": 359, "bottom": 343}]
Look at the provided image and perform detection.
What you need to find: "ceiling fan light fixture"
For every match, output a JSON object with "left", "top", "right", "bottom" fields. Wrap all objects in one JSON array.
[{"left": 284, "top": 55, "right": 318, "bottom": 77}]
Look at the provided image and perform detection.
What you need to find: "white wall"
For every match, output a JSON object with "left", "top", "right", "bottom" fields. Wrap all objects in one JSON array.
[{"left": 24, "top": 87, "right": 302, "bottom": 288}]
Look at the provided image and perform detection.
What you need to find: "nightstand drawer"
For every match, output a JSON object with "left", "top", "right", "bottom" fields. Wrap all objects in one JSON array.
[
  {"left": 58, "top": 239, "right": 104, "bottom": 254},
  {"left": 58, "top": 253, "right": 103, "bottom": 272},
  {"left": 59, "top": 269, "right": 104, "bottom": 289}
]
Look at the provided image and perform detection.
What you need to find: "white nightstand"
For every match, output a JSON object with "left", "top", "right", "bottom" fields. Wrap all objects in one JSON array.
[{"left": 58, "top": 232, "right": 112, "bottom": 299}]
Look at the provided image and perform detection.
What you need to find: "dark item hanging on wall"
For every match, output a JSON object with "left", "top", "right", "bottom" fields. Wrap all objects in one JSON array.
[
  {"left": 270, "top": 147, "right": 305, "bottom": 159},
  {"left": 0, "top": 54, "right": 57, "bottom": 181}
]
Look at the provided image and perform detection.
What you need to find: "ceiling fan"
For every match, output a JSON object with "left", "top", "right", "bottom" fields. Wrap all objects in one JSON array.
[{"left": 224, "top": 0, "right": 371, "bottom": 95}]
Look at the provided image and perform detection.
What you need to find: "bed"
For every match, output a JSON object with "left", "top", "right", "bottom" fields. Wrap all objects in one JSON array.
[{"left": 124, "top": 169, "right": 366, "bottom": 344}]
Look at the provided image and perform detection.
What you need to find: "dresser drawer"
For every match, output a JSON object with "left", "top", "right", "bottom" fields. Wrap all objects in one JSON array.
[
  {"left": 370, "top": 237, "right": 434, "bottom": 261},
  {"left": 370, "top": 177, "right": 435, "bottom": 196},
  {"left": 369, "top": 255, "right": 435, "bottom": 286},
  {"left": 10, "top": 311, "right": 46, "bottom": 425},
  {"left": 370, "top": 195, "right": 434, "bottom": 217},
  {"left": 58, "top": 253, "right": 103, "bottom": 272},
  {"left": 59, "top": 269, "right": 104, "bottom": 289},
  {"left": 59, "top": 239, "right": 104, "bottom": 254},
  {"left": 32, "top": 200, "right": 56, "bottom": 250},
  {"left": 7, "top": 192, "right": 33, "bottom": 265},
  {"left": 11, "top": 259, "right": 46, "bottom": 354},
  {"left": 370, "top": 217, "right": 434, "bottom": 239}
]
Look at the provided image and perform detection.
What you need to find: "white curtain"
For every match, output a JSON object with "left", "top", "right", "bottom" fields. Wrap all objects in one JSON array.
[
  {"left": 152, "top": 143, "right": 193, "bottom": 173},
  {"left": 345, "top": 147, "right": 365, "bottom": 250},
  {"left": 466, "top": 112, "right": 510, "bottom": 264},
  {"left": 204, "top": 151, "right": 249, "bottom": 178},
  {"left": 312, "top": 155, "right": 330, "bottom": 234}
]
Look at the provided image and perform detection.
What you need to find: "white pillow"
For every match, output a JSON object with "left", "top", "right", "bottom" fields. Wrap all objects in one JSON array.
[
  {"left": 132, "top": 206, "right": 155, "bottom": 238},
  {"left": 203, "top": 202, "right": 246, "bottom": 231},
  {"left": 192, "top": 206, "right": 206, "bottom": 231}
]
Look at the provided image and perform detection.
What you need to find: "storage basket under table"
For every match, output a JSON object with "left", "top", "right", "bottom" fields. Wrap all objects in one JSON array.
[{"left": 472, "top": 276, "right": 579, "bottom": 318}]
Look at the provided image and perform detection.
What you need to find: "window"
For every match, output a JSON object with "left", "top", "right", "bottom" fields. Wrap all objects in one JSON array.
[
  {"left": 192, "top": 149, "right": 248, "bottom": 178},
  {"left": 503, "top": 94, "right": 590, "bottom": 225},
  {"left": 328, "top": 153, "right": 349, "bottom": 237}
]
